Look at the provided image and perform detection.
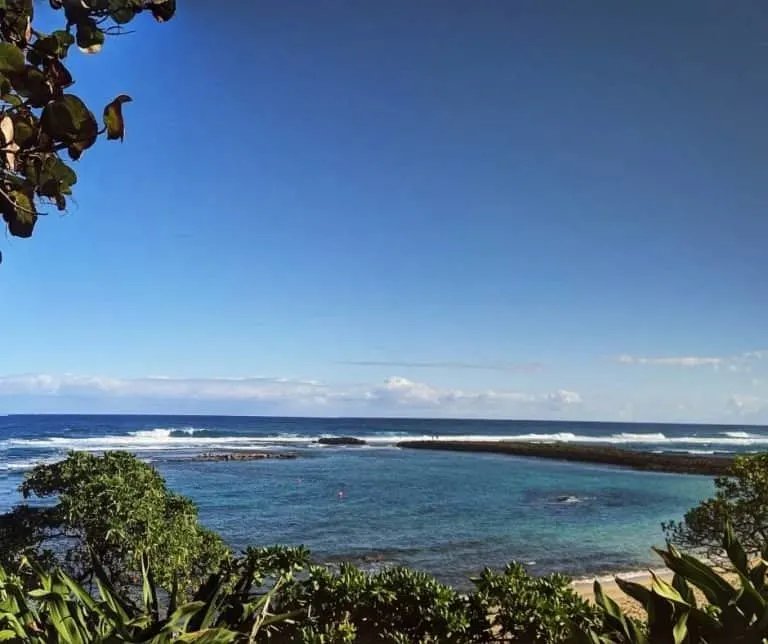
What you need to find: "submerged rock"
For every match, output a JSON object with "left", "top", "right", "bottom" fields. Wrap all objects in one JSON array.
[
  {"left": 317, "top": 436, "right": 367, "bottom": 446},
  {"left": 193, "top": 451, "right": 299, "bottom": 462}
]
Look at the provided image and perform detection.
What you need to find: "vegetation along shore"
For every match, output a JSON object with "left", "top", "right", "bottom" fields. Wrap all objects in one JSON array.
[{"left": 2, "top": 450, "right": 768, "bottom": 641}]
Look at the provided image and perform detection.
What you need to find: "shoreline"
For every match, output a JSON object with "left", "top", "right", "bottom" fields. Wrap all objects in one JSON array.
[
  {"left": 396, "top": 440, "right": 735, "bottom": 475},
  {"left": 571, "top": 569, "right": 671, "bottom": 617}
]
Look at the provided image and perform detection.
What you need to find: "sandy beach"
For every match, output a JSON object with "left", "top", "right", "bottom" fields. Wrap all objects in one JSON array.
[
  {"left": 573, "top": 570, "right": 672, "bottom": 617},
  {"left": 574, "top": 568, "right": 740, "bottom": 619}
]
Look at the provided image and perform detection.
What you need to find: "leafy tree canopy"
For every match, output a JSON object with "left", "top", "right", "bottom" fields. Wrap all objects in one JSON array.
[
  {"left": 0, "top": 0, "right": 176, "bottom": 259},
  {"left": 663, "top": 453, "right": 768, "bottom": 563},
  {"left": 0, "top": 451, "right": 229, "bottom": 604}
]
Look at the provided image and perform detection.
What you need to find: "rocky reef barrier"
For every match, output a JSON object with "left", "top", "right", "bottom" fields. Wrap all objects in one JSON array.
[
  {"left": 193, "top": 451, "right": 299, "bottom": 462},
  {"left": 396, "top": 441, "right": 735, "bottom": 475},
  {"left": 317, "top": 436, "right": 367, "bottom": 446}
]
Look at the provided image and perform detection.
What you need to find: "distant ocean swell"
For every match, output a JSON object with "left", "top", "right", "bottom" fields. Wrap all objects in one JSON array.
[
  {"left": 0, "top": 416, "right": 748, "bottom": 581},
  {"left": 1, "top": 427, "right": 765, "bottom": 474},
  {"left": 2, "top": 427, "right": 767, "bottom": 451}
]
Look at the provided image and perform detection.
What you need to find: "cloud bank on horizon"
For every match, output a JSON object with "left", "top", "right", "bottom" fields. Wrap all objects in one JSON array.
[
  {"left": 0, "top": 373, "right": 581, "bottom": 418},
  {"left": 0, "top": 363, "right": 765, "bottom": 424}
]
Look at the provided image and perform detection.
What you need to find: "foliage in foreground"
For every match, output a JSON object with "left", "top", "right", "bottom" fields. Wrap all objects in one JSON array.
[
  {"left": 0, "top": 452, "right": 603, "bottom": 642},
  {"left": 7, "top": 524, "right": 768, "bottom": 643},
  {"left": 586, "top": 523, "right": 768, "bottom": 644},
  {"left": 0, "top": 451, "right": 230, "bottom": 603},
  {"left": 0, "top": 0, "right": 176, "bottom": 253},
  {"left": 663, "top": 453, "right": 768, "bottom": 564},
  {"left": 0, "top": 550, "right": 601, "bottom": 643},
  {"left": 6, "top": 451, "right": 768, "bottom": 642},
  {"left": 0, "top": 546, "right": 308, "bottom": 643}
]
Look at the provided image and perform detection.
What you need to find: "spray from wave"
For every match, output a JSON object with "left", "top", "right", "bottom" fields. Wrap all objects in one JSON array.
[{"left": 3, "top": 427, "right": 768, "bottom": 455}]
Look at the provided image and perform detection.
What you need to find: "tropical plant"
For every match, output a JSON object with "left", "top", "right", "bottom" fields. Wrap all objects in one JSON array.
[
  {"left": 467, "top": 562, "right": 603, "bottom": 643},
  {"left": 0, "top": 545, "right": 309, "bottom": 643},
  {"left": 0, "top": 450, "right": 611, "bottom": 643},
  {"left": 0, "top": 0, "right": 176, "bottom": 257},
  {"left": 0, "top": 451, "right": 230, "bottom": 603},
  {"left": 582, "top": 524, "right": 768, "bottom": 644},
  {"left": 663, "top": 453, "right": 768, "bottom": 564},
  {"left": 270, "top": 563, "right": 470, "bottom": 643},
  {"left": 262, "top": 560, "right": 605, "bottom": 643}
]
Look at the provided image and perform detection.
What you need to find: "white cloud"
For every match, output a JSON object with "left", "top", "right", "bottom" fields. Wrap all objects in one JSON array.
[
  {"left": 0, "top": 373, "right": 582, "bottom": 418},
  {"left": 358, "top": 377, "right": 582, "bottom": 412},
  {"left": 617, "top": 354, "right": 723, "bottom": 367},
  {"left": 616, "top": 350, "right": 768, "bottom": 371},
  {"left": 0, "top": 374, "right": 327, "bottom": 404},
  {"left": 727, "top": 394, "right": 767, "bottom": 417}
]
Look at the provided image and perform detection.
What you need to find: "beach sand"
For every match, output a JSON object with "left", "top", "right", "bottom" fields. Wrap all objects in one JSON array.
[
  {"left": 573, "top": 571, "right": 670, "bottom": 618},
  {"left": 573, "top": 568, "right": 739, "bottom": 619}
]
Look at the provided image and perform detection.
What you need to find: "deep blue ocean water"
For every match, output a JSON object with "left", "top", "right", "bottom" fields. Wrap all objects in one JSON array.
[{"left": 1, "top": 415, "right": 766, "bottom": 587}]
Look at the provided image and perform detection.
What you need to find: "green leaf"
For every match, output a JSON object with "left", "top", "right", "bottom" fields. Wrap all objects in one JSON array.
[
  {"left": 108, "top": 0, "right": 139, "bottom": 25},
  {"left": 723, "top": 523, "right": 749, "bottom": 576},
  {"left": 650, "top": 572, "right": 691, "bottom": 607},
  {"left": 103, "top": 94, "right": 132, "bottom": 141},
  {"left": 654, "top": 546, "right": 736, "bottom": 607},
  {"left": 53, "top": 30, "right": 75, "bottom": 58},
  {"left": 47, "top": 156, "right": 77, "bottom": 187},
  {"left": 672, "top": 611, "right": 689, "bottom": 644},
  {"left": 672, "top": 573, "right": 696, "bottom": 607},
  {"left": 35, "top": 31, "right": 76, "bottom": 59},
  {"left": 615, "top": 576, "right": 652, "bottom": 607},
  {"left": 35, "top": 35, "right": 62, "bottom": 57},
  {"left": 2, "top": 93, "right": 23, "bottom": 107},
  {"left": 10, "top": 66, "right": 52, "bottom": 107},
  {"left": 150, "top": 0, "right": 177, "bottom": 23},
  {"left": 76, "top": 21, "right": 105, "bottom": 54},
  {"left": 13, "top": 118, "right": 35, "bottom": 148},
  {"left": 2, "top": 190, "right": 36, "bottom": 238},
  {"left": 41, "top": 94, "right": 99, "bottom": 158},
  {"left": 46, "top": 58, "right": 74, "bottom": 90},
  {"left": 0, "top": 43, "right": 25, "bottom": 74},
  {"left": 27, "top": 589, "right": 55, "bottom": 599},
  {"left": 733, "top": 569, "right": 766, "bottom": 624},
  {"left": 593, "top": 581, "right": 630, "bottom": 633}
]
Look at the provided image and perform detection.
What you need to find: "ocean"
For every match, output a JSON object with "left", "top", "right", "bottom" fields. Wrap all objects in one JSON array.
[{"left": 1, "top": 415, "right": 765, "bottom": 587}]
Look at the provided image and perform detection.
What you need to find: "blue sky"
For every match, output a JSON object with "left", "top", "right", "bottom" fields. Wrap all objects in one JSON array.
[{"left": 0, "top": 1, "right": 766, "bottom": 422}]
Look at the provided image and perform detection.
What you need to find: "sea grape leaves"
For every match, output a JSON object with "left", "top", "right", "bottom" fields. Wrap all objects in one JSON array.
[{"left": 0, "top": 0, "right": 177, "bottom": 250}]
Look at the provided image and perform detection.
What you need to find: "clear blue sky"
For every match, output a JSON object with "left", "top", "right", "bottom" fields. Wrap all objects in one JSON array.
[{"left": 0, "top": 0, "right": 766, "bottom": 422}]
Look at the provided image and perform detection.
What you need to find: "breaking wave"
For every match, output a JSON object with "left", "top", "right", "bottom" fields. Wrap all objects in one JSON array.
[{"left": 3, "top": 427, "right": 768, "bottom": 457}]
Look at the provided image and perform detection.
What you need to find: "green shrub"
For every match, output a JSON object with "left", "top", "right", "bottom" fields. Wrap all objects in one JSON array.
[
  {"left": 663, "top": 453, "right": 768, "bottom": 565},
  {"left": 468, "top": 562, "right": 603, "bottom": 642},
  {"left": 0, "top": 452, "right": 606, "bottom": 642},
  {"left": 0, "top": 451, "right": 230, "bottom": 603}
]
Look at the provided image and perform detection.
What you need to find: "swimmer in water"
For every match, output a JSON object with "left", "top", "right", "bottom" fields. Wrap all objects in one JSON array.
[{"left": 337, "top": 489, "right": 344, "bottom": 499}]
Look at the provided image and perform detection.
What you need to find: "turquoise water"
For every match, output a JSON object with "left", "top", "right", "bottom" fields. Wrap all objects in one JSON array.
[{"left": 0, "top": 415, "right": 753, "bottom": 586}]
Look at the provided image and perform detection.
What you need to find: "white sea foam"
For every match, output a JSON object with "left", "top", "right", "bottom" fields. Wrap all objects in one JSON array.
[
  {"left": 0, "top": 456, "right": 65, "bottom": 473},
  {"left": 572, "top": 568, "right": 670, "bottom": 586},
  {"left": 3, "top": 427, "right": 768, "bottom": 458},
  {"left": 0, "top": 427, "right": 306, "bottom": 453},
  {"left": 403, "top": 432, "right": 768, "bottom": 446},
  {"left": 723, "top": 431, "right": 751, "bottom": 439}
]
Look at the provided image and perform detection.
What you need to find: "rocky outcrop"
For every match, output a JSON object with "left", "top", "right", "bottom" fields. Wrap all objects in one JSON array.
[
  {"left": 317, "top": 436, "right": 367, "bottom": 446},
  {"left": 396, "top": 441, "right": 734, "bottom": 476},
  {"left": 193, "top": 451, "right": 299, "bottom": 462}
]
